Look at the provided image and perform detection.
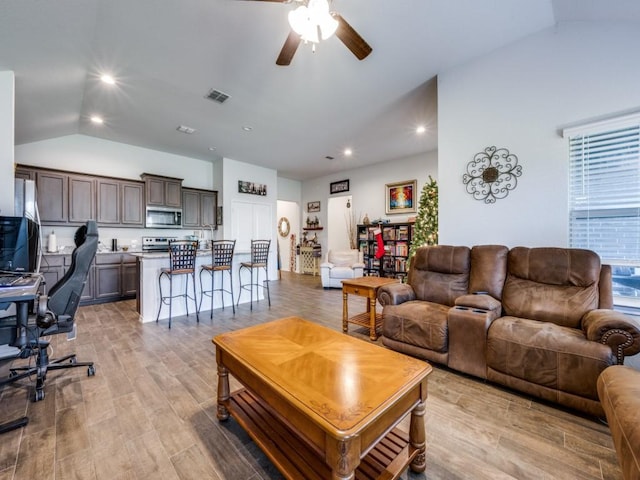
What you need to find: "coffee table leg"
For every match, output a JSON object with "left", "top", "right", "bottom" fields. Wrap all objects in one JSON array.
[
  {"left": 369, "top": 295, "right": 378, "bottom": 341},
  {"left": 342, "top": 290, "right": 348, "bottom": 333},
  {"left": 217, "top": 364, "right": 230, "bottom": 421},
  {"left": 409, "top": 400, "right": 426, "bottom": 472},
  {"left": 327, "top": 438, "right": 358, "bottom": 480}
]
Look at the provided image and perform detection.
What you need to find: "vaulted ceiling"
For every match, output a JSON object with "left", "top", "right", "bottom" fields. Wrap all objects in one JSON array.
[{"left": 1, "top": 0, "right": 638, "bottom": 180}]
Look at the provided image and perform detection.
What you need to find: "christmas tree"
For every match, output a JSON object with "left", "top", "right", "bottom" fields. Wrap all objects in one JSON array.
[{"left": 409, "top": 176, "right": 438, "bottom": 264}]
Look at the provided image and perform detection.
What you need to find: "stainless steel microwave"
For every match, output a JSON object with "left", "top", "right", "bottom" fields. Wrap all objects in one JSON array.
[{"left": 145, "top": 207, "right": 182, "bottom": 228}]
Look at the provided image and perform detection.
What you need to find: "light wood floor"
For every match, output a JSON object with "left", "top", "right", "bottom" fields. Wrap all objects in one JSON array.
[{"left": 0, "top": 272, "right": 622, "bottom": 480}]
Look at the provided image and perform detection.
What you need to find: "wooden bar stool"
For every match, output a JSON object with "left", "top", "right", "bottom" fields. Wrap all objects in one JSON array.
[
  {"left": 156, "top": 240, "right": 199, "bottom": 328},
  {"left": 199, "top": 239, "right": 236, "bottom": 317},
  {"left": 237, "top": 239, "right": 271, "bottom": 310}
]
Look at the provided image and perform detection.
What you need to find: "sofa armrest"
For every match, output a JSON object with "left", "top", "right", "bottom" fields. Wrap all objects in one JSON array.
[
  {"left": 454, "top": 293, "right": 502, "bottom": 316},
  {"left": 319, "top": 262, "right": 334, "bottom": 269},
  {"left": 352, "top": 262, "right": 365, "bottom": 269},
  {"left": 582, "top": 309, "right": 640, "bottom": 364},
  {"left": 377, "top": 283, "right": 416, "bottom": 306}
]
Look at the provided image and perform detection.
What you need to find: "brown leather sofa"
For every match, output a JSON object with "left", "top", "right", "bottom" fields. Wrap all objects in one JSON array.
[
  {"left": 597, "top": 365, "right": 640, "bottom": 480},
  {"left": 378, "top": 245, "right": 640, "bottom": 416}
]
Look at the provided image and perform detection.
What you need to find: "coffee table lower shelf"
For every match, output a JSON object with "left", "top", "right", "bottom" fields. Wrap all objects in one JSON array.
[{"left": 227, "top": 388, "right": 417, "bottom": 480}]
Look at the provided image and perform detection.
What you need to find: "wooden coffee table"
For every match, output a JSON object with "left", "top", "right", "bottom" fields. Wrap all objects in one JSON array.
[
  {"left": 342, "top": 276, "right": 399, "bottom": 340},
  {"left": 213, "top": 317, "right": 431, "bottom": 480}
]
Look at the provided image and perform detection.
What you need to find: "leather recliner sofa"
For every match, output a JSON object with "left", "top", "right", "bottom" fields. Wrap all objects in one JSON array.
[{"left": 378, "top": 244, "right": 640, "bottom": 417}]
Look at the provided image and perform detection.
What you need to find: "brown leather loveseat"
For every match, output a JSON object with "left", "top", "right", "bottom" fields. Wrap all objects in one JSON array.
[{"left": 378, "top": 245, "right": 640, "bottom": 416}]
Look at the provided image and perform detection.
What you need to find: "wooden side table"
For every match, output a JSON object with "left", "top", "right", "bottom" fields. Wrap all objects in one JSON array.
[{"left": 341, "top": 276, "right": 399, "bottom": 341}]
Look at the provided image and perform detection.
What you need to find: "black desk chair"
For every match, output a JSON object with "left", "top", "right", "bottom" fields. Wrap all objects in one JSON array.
[{"left": 2, "top": 220, "right": 98, "bottom": 403}]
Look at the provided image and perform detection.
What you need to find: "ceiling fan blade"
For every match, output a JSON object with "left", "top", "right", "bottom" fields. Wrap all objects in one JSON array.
[
  {"left": 332, "top": 13, "right": 372, "bottom": 60},
  {"left": 276, "top": 30, "right": 301, "bottom": 66}
]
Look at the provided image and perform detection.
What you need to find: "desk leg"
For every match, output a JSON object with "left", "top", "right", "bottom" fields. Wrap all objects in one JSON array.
[
  {"left": 409, "top": 400, "right": 427, "bottom": 472},
  {"left": 216, "top": 364, "right": 230, "bottom": 421},
  {"left": 342, "top": 291, "right": 348, "bottom": 333},
  {"left": 369, "top": 295, "right": 377, "bottom": 341}
]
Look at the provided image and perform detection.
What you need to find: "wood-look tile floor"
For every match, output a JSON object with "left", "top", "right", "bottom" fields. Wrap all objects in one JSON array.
[{"left": 0, "top": 272, "right": 622, "bottom": 480}]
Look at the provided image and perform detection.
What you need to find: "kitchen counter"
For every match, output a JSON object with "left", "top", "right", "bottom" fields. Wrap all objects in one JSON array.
[{"left": 136, "top": 249, "right": 256, "bottom": 323}]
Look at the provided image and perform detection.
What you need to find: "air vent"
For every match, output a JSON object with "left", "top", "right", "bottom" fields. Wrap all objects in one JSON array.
[
  {"left": 176, "top": 125, "right": 196, "bottom": 134},
  {"left": 325, "top": 155, "right": 335, "bottom": 160},
  {"left": 205, "top": 88, "right": 230, "bottom": 104}
]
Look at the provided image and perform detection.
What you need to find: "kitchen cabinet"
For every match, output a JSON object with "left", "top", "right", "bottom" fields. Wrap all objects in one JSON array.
[
  {"left": 68, "top": 174, "right": 96, "bottom": 224},
  {"left": 16, "top": 165, "right": 145, "bottom": 228},
  {"left": 141, "top": 173, "right": 183, "bottom": 208},
  {"left": 97, "top": 178, "right": 145, "bottom": 227},
  {"left": 36, "top": 171, "right": 68, "bottom": 224},
  {"left": 182, "top": 188, "right": 218, "bottom": 228}
]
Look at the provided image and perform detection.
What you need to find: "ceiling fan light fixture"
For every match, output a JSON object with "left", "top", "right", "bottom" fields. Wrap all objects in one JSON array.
[{"left": 288, "top": 0, "right": 337, "bottom": 43}]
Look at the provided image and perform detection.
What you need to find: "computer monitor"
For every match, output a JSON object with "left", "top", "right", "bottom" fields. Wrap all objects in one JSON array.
[{"left": 0, "top": 216, "right": 39, "bottom": 273}]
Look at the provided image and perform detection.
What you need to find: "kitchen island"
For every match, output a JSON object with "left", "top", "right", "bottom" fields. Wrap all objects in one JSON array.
[{"left": 133, "top": 249, "right": 259, "bottom": 323}]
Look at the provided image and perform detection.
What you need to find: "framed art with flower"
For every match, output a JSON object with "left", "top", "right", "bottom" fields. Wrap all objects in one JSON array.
[{"left": 385, "top": 179, "right": 417, "bottom": 214}]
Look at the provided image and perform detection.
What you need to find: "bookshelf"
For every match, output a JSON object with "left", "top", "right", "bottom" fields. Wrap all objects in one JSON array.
[{"left": 357, "top": 222, "right": 414, "bottom": 279}]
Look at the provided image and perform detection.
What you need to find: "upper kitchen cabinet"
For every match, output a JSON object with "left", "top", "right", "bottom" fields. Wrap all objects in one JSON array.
[
  {"left": 97, "top": 178, "right": 144, "bottom": 227},
  {"left": 69, "top": 174, "right": 96, "bottom": 224},
  {"left": 36, "top": 170, "right": 68, "bottom": 224},
  {"left": 182, "top": 188, "right": 217, "bottom": 228},
  {"left": 141, "top": 173, "right": 183, "bottom": 208}
]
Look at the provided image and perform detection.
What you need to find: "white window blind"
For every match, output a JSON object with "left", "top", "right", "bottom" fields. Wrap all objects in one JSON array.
[{"left": 568, "top": 122, "right": 640, "bottom": 264}]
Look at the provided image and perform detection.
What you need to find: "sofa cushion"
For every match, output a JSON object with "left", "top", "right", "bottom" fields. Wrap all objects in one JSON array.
[
  {"left": 408, "top": 245, "right": 470, "bottom": 306},
  {"left": 487, "top": 316, "right": 615, "bottom": 400},
  {"left": 382, "top": 301, "right": 450, "bottom": 353},
  {"left": 597, "top": 366, "right": 640, "bottom": 480},
  {"left": 502, "top": 247, "right": 601, "bottom": 328},
  {"left": 329, "top": 266, "right": 357, "bottom": 279}
]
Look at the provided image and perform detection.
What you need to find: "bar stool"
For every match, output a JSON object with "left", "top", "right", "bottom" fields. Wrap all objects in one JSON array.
[
  {"left": 199, "top": 239, "right": 236, "bottom": 317},
  {"left": 156, "top": 240, "right": 199, "bottom": 328},
  {"left": 237, "top": 239, "right": 271, "bottom": 310}
]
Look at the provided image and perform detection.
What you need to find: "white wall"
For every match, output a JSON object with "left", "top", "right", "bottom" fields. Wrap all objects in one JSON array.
[
  {"left": 0, "top": 71, "right": 14, "bottom": 215},
  {"left": 277, "top": 177, "right": 301, "bottom": 203},
  {"left": 301, "top": 151, "right": 437, "bottom": 251},
  {"left": 438, "top": 21, "right": 640, "bottom": 247},
  {"left": 221, "top": 157, "right": 278, "bottom": 279}
]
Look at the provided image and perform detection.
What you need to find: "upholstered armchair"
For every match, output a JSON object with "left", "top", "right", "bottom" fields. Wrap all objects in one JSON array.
[{"left": 320, "top": 250, "right": 364, "bottom": 288}]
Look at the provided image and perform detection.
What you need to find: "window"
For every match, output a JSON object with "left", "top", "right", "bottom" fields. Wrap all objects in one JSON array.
[{"left": 566, "top": 113, "right": 640, "bottom": 307}]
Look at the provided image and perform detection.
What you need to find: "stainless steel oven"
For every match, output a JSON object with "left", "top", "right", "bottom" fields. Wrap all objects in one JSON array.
[{"left": 145, "top": 207, "right": 182, "bottom": 228}]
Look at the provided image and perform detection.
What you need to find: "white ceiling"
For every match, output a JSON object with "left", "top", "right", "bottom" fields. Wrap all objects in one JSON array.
[{"left": 1, "top": 0, "right": 638, "bottom": 180}]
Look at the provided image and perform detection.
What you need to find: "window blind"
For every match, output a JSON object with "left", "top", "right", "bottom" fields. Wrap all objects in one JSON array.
[{"left": 568, "top": 123, "right": 640, "bottom": 264}]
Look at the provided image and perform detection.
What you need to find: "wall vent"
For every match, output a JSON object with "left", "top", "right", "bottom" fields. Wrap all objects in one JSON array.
[
  {"left": 205, "top": 88, "right": 230, "bottom": 104},
  {"left": 176, "top": 125, "right": 196, "bottom": 134}
]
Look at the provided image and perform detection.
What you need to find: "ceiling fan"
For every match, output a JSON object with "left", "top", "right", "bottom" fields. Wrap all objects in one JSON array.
[{"left": 247, "top": 0, "right": 372, "bottom": 66}]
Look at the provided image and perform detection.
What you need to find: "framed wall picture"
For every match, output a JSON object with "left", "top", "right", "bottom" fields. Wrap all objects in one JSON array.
[
  {"left": 330, "top": 179, "right": 350, "bottom": 194},
  {"left": 238, "top": 180, "right": 267, "bottom": 196},
  {"left": 216, "top": 206, "right": 223, "bottom": 225},
  {"left": 385, "top": 179, "right": 417, "bottom": 215},
  {"left": 307, "top": 201, "right": 320, "bottom": 212}
]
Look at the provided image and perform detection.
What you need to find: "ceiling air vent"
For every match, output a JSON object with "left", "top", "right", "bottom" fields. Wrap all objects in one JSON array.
[
  {"left": 176, "top": 125, "right": 196, "bottom": 134},
  {"left": 205, "top": 88, "right": 230, "bottom": 104}
]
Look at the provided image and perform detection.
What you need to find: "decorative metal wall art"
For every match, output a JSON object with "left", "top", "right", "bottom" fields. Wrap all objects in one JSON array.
[{"left": 462, "top": 146, "right": 522, "bottom": 204}]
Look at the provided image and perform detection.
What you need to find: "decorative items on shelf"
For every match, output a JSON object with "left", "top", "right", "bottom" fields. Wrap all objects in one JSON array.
[
  {"left": 463, "top": 146, "right": 522, "bottom": 204},
  {"left": 305, "top": 216, "right": 320, "bottom": 228}
]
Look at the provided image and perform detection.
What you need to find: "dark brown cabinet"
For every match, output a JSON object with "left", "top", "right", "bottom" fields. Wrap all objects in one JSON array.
[
  {"left": 121, "top": 181, "right": 144, "bottom": 226},
  {"left": 141, "top": 173, "right": 183, "bottom": 208},
  {"left": 37, "top": 171, "right": 68, "bottom": 224},
  {"left": 96, "top": 178, "right": 120, "bottom": 224},
  {"left": 97, "top": 178, "right": 144, "bottom": 227},
  {"left": 182, "top": 188, "right": 217, "bottom": 228},
  {"left": 69, "top": 174, "right": 96, "bottom": 224}
]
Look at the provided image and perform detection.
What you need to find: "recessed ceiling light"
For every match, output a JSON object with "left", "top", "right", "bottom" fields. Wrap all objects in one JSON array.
[
  {"left": 344, "top": 148, "right": 353, "bottom": 157},
  {"left": 90, "top": 115, "right": 104, "bottom": 124},
  {"left": 208, "top": 147, "right": 217, "bottom": 151},
  {"left": 242, "top": 126, "right": 253, "bottom": 132},
  {"left": 100, "top": 74, "right": 116, "bottom": 85},
  {"left": 416, "top": 125, "right": 426, "bottom": 134}
]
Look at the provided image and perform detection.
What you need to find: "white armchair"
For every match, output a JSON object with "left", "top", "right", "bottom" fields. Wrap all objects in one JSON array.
[{"left": 320, "top": 250, "right": 364, "bottom": 289}]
